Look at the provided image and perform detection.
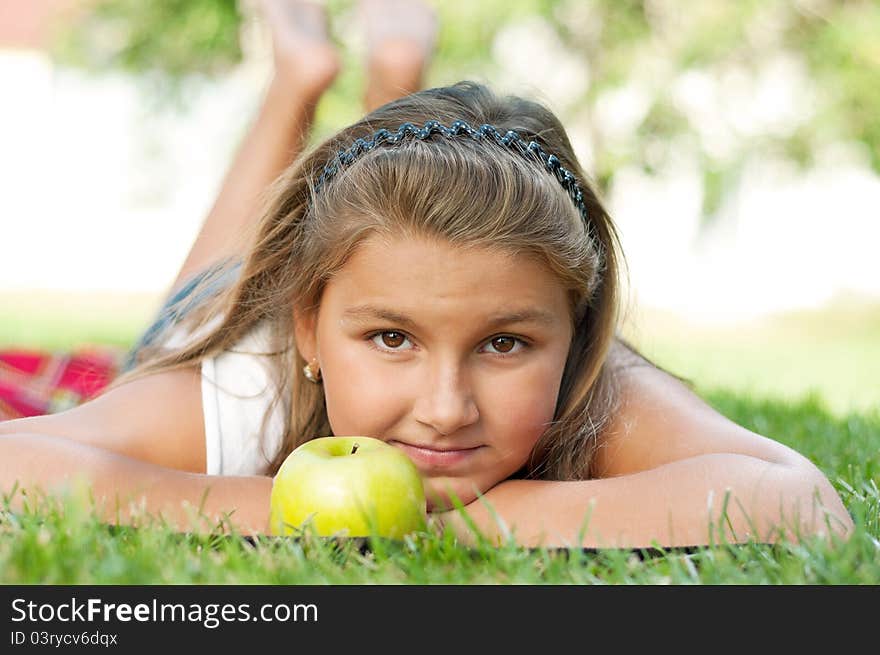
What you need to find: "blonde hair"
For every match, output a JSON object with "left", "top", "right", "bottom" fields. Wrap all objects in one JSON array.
[{"left": 112, "top": 81, "right": 633, "bottom": 480}]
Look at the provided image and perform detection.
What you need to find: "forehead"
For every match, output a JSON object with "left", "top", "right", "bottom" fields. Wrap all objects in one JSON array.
[{"left": 323, "top": 234, "right": 571, "bottom": 324}]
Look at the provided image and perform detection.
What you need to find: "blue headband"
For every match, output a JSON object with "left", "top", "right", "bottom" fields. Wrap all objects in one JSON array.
[{"left": 313, "top": 119, "right": 589, "bottom": 222}]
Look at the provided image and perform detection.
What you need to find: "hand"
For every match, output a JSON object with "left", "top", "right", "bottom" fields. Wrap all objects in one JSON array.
[{"left": 428, "top": 485, "right": 514, "bottom": 547}]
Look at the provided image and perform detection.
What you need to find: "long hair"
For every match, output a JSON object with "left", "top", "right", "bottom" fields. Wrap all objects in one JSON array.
[{"left": 110, "top": 81, "right": 636, "bottom": 480}]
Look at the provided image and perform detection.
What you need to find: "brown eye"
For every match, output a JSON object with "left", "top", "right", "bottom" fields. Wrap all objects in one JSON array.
[
  {"left": 490, "top": 337, "right": 516, "bottom": 353},
  {"left": 380, "top": 331, "right": 406, "bottom": 349}
]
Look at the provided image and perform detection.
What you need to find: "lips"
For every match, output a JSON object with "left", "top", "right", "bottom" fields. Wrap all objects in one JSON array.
[{"left": 388, "top": 440, "right": 482, "bottom": 471}]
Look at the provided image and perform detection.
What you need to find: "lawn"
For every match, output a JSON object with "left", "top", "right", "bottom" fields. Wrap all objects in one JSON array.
[{"left": 1, "top": 291, "right": 878, "bottom": 584}]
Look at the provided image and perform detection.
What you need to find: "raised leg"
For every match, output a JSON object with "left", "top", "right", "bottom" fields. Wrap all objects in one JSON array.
[{"left": 169, "top": 0, "right": 340, "bottom": 293}]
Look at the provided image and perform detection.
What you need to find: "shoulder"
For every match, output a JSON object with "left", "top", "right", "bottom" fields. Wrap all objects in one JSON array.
[
  {"left": 593, "top": 336, "right": 802, "bottom": 478},
  {"left": 0, "top": 366, "right": 206, "bottom": 473}
]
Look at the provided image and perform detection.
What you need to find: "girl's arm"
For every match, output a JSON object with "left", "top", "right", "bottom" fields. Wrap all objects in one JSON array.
[
  {"left": 439, "top": 454, "right": 852, "bottom": 548},
  {"left": 0, "top": 368, "right": 270, "bottom": 534},
  {"left": 440, "top": 360, "right": 855, "bottom": 548},
  {"left": 0, "top": 433, "right": 271, "bottom": 534}
]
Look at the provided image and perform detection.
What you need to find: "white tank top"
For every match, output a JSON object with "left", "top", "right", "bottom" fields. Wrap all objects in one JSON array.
[
  {"left": 166, "top": 319, "right": 286, "bottom": 476},
  {"left": 201, "top": 321, "right": 287, "bottom": 475}
]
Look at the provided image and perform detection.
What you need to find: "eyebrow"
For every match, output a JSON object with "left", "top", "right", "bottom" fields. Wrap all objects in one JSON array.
[{"left": 341, "top": 304, "right": 559, "bottom": 331}]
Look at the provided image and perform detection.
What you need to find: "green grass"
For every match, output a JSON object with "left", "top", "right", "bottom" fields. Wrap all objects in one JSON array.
[
  {"left": 1, "top": 293, "right": 878, "bottom": 583},
  {"left": 620, "top": 294, "right": 880, "bottom": 419}
]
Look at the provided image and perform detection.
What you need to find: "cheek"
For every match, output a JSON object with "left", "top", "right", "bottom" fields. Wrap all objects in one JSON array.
[
  {"left": 495, "top": 394, "right": 556, "bottom": 450},
  {"left": 481, "top": 363, "right": 563, "bottom": 447},
  {"left": 319, "top": 340, "right": 405, "bottom": 437}
]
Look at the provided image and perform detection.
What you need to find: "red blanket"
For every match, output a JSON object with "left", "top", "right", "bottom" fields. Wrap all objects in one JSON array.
[{"left": 0, "top": 347, "right": 122, "bottom": 421}]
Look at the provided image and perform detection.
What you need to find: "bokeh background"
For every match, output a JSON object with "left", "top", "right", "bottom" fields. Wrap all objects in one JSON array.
[{"left": 1, "top": 0, "right": 877, "bottom": 417}]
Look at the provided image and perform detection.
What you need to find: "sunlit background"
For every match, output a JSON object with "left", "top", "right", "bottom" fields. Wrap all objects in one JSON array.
[{"left": 1, "top": 0, "right": 878, "bottom": 416}]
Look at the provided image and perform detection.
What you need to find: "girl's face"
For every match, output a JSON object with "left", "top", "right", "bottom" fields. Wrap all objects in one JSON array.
[{"left": 294, "top": 234, "right": 574, "bottom": 510}]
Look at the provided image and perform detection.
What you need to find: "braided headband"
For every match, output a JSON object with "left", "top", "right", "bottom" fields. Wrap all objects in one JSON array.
[{"left": 313, "top": 119, "right": 589, "bottom": 222}]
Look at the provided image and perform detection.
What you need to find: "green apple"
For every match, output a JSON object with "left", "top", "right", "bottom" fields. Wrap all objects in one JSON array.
[{"left": 269, "top": 436, "right": 427, "bottom": 538}]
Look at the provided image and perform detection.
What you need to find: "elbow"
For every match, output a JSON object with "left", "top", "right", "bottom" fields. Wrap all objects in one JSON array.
[
  {"left": 0, "top": 417, "right": 33, "bottom": 436},
  {"left": 763, "top": 463, "right": 854, "bottom": 543}
]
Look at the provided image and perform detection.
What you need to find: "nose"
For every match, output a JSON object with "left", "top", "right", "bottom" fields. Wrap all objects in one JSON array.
[{"left": 412, "top": 359, "right": 479, "bottom": 436}]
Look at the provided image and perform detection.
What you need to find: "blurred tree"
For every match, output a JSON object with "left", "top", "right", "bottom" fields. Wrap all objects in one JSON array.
[
  {"left": 54, "top": 0, "right": 244, "bottom": 76},
  {"left": 51, "top": 0, "right": 880, "bottom": 221}
]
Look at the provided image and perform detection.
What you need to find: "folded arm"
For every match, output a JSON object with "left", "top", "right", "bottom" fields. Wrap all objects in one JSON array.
[
  {"left": 0, "top": 367, "right": 271, "bottom": 535},
  {"left": 0, "top": 433, "right": 271, "bottom": 534},
  {"left": 438, "top": 453, "right": 852, "bottom": 548}
]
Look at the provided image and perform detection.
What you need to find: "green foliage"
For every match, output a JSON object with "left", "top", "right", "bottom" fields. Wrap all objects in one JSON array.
[
  {"left": 51, "top": 0, "right": 880, "bottom": 208},
  {"left": 789, "top": 1, "right": 880, "bottom": 170},
  {"left": 53, "top": 0, "right": 243, "bottom": 77}
]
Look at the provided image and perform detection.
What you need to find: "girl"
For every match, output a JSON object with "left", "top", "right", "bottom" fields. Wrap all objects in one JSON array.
[{"left": 0, "top": 0, "right": 853, "bottom": 549}]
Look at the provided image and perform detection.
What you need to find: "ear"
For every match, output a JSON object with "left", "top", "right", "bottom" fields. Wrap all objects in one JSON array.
[{"left": 292, "top": 304, "right": 319, "bottom": 363}]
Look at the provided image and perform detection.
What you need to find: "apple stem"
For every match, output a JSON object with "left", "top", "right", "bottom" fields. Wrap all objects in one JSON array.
[{"left": 351, "top": 443, "right": 359, "bottom": 455}]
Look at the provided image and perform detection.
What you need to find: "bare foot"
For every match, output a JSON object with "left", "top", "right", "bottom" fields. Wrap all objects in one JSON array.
[
  {"left": 359, "top": 0, "right": 438, "bottom": 112},
  {"left": 260, "top": 0, "right": 341, "bottom": 99}
]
